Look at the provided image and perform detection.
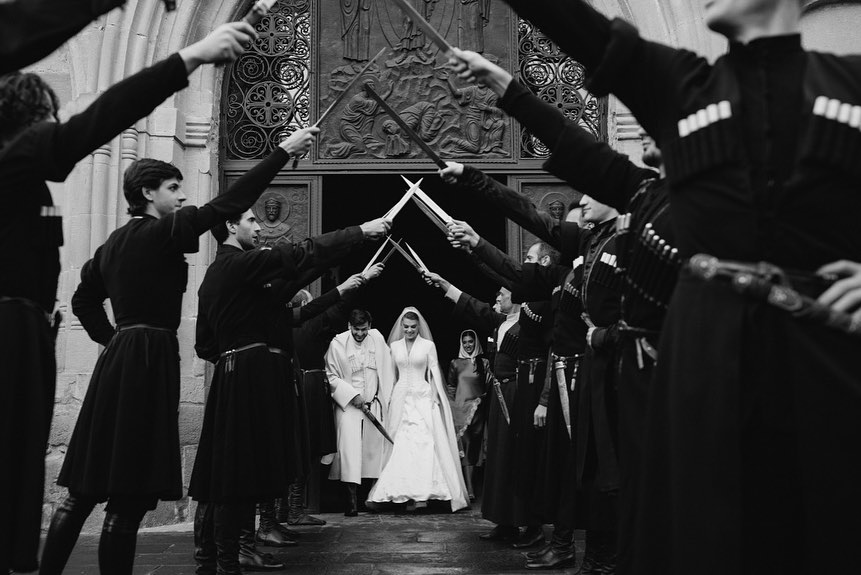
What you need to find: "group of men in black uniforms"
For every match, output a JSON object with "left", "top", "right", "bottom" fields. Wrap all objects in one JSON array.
[{"left": 5, "top": 0, "right": 861, "bottom": 574}]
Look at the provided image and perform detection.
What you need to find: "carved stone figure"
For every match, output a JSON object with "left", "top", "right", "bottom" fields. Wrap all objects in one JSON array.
[
  {"left": 547, "top": 199, "right": 566, "bottom": 221},
  {"left": 442, "top": 72, "right": 505, "bottom": 154},
  {"left": 457, "top": 0, "right": 490, "bottom": 53},
  {"left": 324, "top": 80, "right": 392, "bottom": 158},
  {"left": 382, "top": 120, "right": 410, "bottom": 157},
  {"left": 254, "top": 191, "right": 292, "bottom": 246},
  {"left": 341, "top": 0, "right": 373, "bottom": 61}
]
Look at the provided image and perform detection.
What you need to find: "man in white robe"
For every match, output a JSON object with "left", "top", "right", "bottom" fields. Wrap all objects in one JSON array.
[{"left": 325, "top": 309, "right": 394, "bottom": 516}]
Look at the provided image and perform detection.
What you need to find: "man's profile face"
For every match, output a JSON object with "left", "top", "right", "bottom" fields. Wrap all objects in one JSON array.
[
  {"left": 524, "top": 243, "right": 551, "bottom": 267},
  {"left": 231, "top": 209, "right": 261, "bottom": 250},
  {"left": 350, "top": 322, "right": 370, "bottom": 344},
  {"left": 144, "top": 178, "right": 186, "bottom": 218},
  {"left": 495, "top": 288, "right": 514, "bottom": 315}
]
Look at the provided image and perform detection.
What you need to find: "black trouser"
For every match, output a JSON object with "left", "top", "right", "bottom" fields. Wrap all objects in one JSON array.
[{"left": 39, "top": 493, "right": 154, "bottom": 575}]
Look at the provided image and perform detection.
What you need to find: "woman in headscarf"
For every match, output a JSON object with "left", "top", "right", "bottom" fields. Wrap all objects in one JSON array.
[
  {"left": 366, "top": 307, "right": 469, "bottom": 512},
  {"left": 446, "top": 329, "right": 490, "bottom": 501}
]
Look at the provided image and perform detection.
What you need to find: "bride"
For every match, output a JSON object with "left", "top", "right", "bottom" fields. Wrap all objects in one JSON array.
[{"left": 367, "top": 307, "right": 469, "bottom": 512}]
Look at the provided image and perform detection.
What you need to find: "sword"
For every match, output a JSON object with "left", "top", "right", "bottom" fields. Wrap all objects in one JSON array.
[
  {"left": 384, "top": 177, "right": 424, "bottom": 220},
  {"left": 553, "top": 357, "right": 573, "bottom": 439},
  {"left": 362, "top": 236, "right": 393, "bottom": 274},
  {"left": 389, "top": 0, "right": 453, "bottom": 56},
  {"left": 401, "top": 176, "right": 453, "bottom": 224},
  {"left": 389, "top": 240, "right": 426, "bottom": 274},
  {"left": 362, "top": 404, "right": 394, "bottom": 444},
  {"left": 363, "top": 84, "right": 447, "bottom": 169},
  {"left": 410, "top": 193, "right": 450, "bottom": 234},
  {"left": 490, "top": 375, "right": 511, "bottom": 426},
  {"left": 404, "top": 242, "right": 430, "bottom": 273}
]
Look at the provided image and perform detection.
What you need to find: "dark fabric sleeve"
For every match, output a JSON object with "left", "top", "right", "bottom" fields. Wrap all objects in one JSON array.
[
  {"left": 472, "top": 237, "right": 523, "bottom": 285},
  {"left": 511, "top": 263, "right": 568, "bottom": 303},
  {"left": 222, "top": 226, "right": 364, "bottom": 286},
  {"left": 194, "top": 311, "right": 219, "bottom": 363},
  {"left": 70, "top": 252, "right": 114, "bottom": 346},
  {"left": 538, "top": 362, "right": 552, "bottom": 407},
  {"left": 295, "top": 287, "right": 341, "bottom": 324},
  {"left": 472, "top": 257, "right": 513, "bottom": 291},
  {"left": 0, "top": 0, "right": 127, "bottom": 75},
  {"left": 17, "top": 53, "right": 188, "bottom": 183},
  {"left": 183, "top": 147, "right": 293, "bottom": 240},
  {"left": 500, "top": 1, "right": 708, "bottom": 140},
  {"left": 456, "top": 166, "right": 566, "bottom": 251},
  {"left": 500, "top": 80, "right": 657, "bottom": 212},
  {"left": 452, "top": 292, "right": 505, "bottom": 334}
]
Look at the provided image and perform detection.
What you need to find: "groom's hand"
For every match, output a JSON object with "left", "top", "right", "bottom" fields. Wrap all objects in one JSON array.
[{"left": 350, "top": 394, "right": 365, "bottom": 409}]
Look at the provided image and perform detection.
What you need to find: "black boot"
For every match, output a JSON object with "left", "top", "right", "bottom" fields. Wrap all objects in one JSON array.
[
  {"left": 575, "top": 530, "right": 600, "bottom": 575},
  {"left": 239, "top": 506, "right": 284, "bottom": 572},
  {"left": 194, "top": 502, "right": 217, "bottom": 575},
  {"left": 286, "top": 481, "right": 326, "bottom": 526},
  {"left": 98, "top": 512, "right": 141, "bottom": 575},
  {"left": 39, "top": 494, "right": 96, "bottom": 575},
  {"left": 592, "top": 531, "right": 617, "bottom": 575},
  {"left": 344, "top": 483, "right": 358, "bottom": 517},
  {"left": 478, "top": 524, "right": 519, "bottom": 541},
  {"left": 256, "top": 500, "right": 297, "bottom": 547},
  {"left": 512, "top": 525, "right": 545, "bottom": 549},
  {"left": 214, "top": 503, "right": 243, "bottom": 575},
  {"left": 526, "top": 527, "right": 576, "bottom": 570},
  {"left": 525, "top": 540, "right": 553, "bottom": 560}
]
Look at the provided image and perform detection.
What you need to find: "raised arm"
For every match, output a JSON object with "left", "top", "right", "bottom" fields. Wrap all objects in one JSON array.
[
  {"left": 189, "top": 128, "right": 321, "bottom": 236},
  {"left": 422, "top": 271, "right": 505, "bottom": 333},
  {"left": 70, "top": 251, "right": 114, "bottom": 347},
  {"left": 14, "top": 23, "right": 257, "bottom": 183},
  {"left": 0, "top": 0, "right": 127, "bottom": 74},
  {"left": 495, "top": 0, "right": 705, "bottom": 137},
  {"left": 441, "top": 164, "right": 568, "bottom": 251}
]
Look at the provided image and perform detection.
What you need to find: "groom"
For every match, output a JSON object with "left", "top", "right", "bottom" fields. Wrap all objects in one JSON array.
[{"left": 325, "top": 309, "right": 394, "bottom": 516}]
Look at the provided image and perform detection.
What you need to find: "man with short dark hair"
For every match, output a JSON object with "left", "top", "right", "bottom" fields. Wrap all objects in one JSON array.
[
  {"left": 325, "top": 309, "right": 395, "bottom": 516},
  {"left": 189, "top": 207, "right": 389, "bottom": 573},
  {"left": 40, "top": 124, "right": 319, "bottom": 575}
]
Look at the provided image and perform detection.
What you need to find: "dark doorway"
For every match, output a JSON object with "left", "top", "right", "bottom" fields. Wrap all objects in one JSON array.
[
  {"left": 321, "top": 172, "right": 507, "bottom": 364},
  {"left": 316, "top": 172, "right": 508, "bottom": 513}
]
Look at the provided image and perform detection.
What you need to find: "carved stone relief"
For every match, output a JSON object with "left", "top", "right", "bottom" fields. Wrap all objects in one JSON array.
[
  {"left": 317, "top": 0, "right": 511, "bottom": 162},
  {"left": 506, "top": 179, "right": 582, "bottom": 260},
  {"left": 251, "top": 185, "right": 311, "bottom": 247}
]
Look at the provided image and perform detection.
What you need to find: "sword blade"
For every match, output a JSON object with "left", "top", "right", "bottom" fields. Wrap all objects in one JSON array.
[
  {"left": 314, "top": 47, "right": 387, "bottom": 128},
  {"left": 242, "top": 0, "right": 278, "bottom": 25},
  {"left": 389, "top": 0, "right": 453, "bottom": 55},
  {"left": 403, "top": 242, "right": 430, "bottom": 273},
  {"left": 400, "top": 176, "right": 453, "bottom": 223},
  {"left": 362, "top": 235, "right": 392, "bottom": 274},
  {"left": 384, "top": 177, "right": 424, "bottom": 219},
  {"left": 363, "top": 84, "right": 447, "bottom": 169},
  {"left": 363, "top": 406, "right": 394, "bottom": 444},
  {"left": 554, "top": 362, "right": 572, "bottom": 440},
  {"left": 410, "top": 195, "right": 450, "bottom": 234},
  {"left": 390, "top": 240, "right": 425, "bottom": 273}
]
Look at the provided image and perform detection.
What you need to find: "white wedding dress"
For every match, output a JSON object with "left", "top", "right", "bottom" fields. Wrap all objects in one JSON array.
[{"left": 367, "top": 312, "right": 468, "bottom": 511}]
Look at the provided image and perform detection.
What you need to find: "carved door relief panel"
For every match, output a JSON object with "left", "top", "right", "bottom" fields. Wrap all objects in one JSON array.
[
  {"left": 222, "top": 174, "right": 323, "bottom": 294},
  {"left": 505, "top": 176, "right": 582, "bottom": 261},
  {"left": 315, "top": 0, "right": 515, "bottom": 166}
]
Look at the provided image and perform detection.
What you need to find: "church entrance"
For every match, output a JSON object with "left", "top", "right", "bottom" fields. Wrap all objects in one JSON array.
[
  {"left": 321, "top": 172, "right": 506, "bottom": 362},
  {"left": 314, "top": 172, "right": 506, "bottom": 512}
]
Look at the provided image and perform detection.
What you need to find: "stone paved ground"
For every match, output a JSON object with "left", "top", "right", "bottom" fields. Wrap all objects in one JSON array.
[{"left": 55, "top": 507, "right": 585, "bottom": 574}]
